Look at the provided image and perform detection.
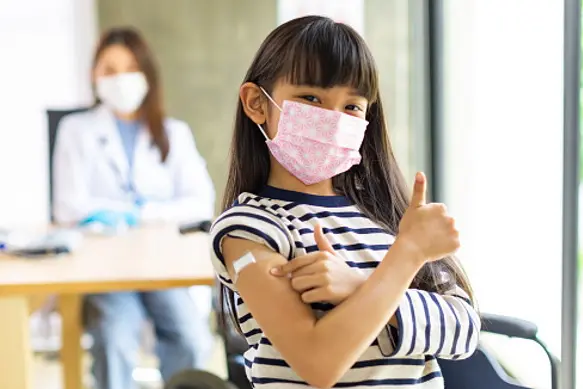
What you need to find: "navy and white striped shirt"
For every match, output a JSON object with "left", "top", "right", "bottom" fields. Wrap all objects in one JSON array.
[{"left": 210, "top": 186, "right": 480, "bottom": 389}]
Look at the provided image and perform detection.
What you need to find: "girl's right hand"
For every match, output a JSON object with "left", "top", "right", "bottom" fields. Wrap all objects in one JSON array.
[{"left": 397, "top": 172, "right": 460, "bottom": 263}]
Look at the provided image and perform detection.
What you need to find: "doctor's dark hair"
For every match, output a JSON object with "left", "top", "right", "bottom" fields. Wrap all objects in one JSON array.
[
  {"left": 220, "top": 16, "right": 475, "bottom": 332},
  {"left": 92, "top": 27, "right": 169, "bottom": 161}
]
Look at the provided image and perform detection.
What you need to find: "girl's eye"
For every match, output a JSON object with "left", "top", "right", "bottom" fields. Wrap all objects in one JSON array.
[
  {"left": 300, "top": 95, "right": 320, "bottom": 103},
  {"left": 346, "top": 104, "right": 363, "bottom": 112}
]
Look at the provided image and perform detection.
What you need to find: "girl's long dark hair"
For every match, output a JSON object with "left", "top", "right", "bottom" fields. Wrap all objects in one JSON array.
[
  {"left": 93, "top": 27, "right": 169, "bottom": 161},
  {"left": 220, "top": 16, "right": 474, "bottom": 331}
]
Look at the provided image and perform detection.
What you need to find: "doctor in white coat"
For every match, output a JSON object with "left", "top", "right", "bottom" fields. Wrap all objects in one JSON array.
[{"left": 53, "top": 27, "right": 214, "bottom": 389}]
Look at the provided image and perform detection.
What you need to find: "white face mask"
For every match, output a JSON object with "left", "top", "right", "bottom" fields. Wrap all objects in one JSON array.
[{"left": 96, "top": 72, "right": 149, "bottom": 114}]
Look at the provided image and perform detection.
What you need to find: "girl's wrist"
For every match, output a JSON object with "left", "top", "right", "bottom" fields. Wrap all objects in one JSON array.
[{"left": 392, "top": 236, "right": 427, "bottom": 268}]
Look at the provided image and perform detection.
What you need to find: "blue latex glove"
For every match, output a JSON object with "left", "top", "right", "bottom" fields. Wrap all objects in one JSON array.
[
  {"left": 125, "top": 209, "right": 140, "bottom": 227},
  {"left": 79, "top": 210, "right": 140, "bottom": 228}
]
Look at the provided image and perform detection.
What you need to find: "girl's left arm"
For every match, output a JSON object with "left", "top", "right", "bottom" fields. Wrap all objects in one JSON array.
[
  {"left": 377, "top": 285, "right": 480, "bottom": 360},
  {"left": 280, "top": 242, "right": 480, "bottom": 360}
]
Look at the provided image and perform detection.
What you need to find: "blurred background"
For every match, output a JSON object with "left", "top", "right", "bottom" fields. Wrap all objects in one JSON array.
[{"left": 0, "top": 0, "right": 580, "bottom": 388}]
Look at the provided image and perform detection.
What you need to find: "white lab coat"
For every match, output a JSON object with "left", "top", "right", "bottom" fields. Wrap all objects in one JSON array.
[{"left": 52, "top": 105, "right": 215, "bottom": 225}]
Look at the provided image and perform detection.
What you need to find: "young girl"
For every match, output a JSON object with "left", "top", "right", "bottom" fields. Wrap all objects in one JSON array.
[{"left": 210, "top": 16, "right": 479, "bottom": 389}]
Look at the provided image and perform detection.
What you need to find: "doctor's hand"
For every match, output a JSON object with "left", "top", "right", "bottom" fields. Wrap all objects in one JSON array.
[
  {"left": 79, "top": 210, "right": 140, "bottom": 228},
  {"left": 396, "top": 172, "right": 460, "bottom": 263},
  {"left": 270, "top": 224, "right": 366, "bottom": 305}
]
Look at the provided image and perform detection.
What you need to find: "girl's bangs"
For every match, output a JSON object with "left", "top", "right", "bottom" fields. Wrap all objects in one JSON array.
[{"left": 277, "top": 22, "right": 378, "bottom": 102}]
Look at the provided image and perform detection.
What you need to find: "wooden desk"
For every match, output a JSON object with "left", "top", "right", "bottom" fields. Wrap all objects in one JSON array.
[{"left": 0, "top": 226, "right": 216, "bottom": 389}]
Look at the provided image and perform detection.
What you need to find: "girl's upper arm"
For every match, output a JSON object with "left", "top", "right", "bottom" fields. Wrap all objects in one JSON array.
[
  {"left": 222, "top": 236, "right": 318, "bottom": 339},
  {"left": 224, "top": 237, "right": 330, "bottom": 384},
  {"left": 209, "top": 205, "right": 325, "bottom": 383}
]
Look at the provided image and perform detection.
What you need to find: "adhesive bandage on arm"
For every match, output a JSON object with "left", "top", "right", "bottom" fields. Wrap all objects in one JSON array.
[{"left": 233, "top": 251, "right": 257, "bottom": 283}]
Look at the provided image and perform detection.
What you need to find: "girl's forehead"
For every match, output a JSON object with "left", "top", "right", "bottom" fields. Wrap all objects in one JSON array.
[{"left": 275, "top": 82, "right": 365, "bottom": 97}]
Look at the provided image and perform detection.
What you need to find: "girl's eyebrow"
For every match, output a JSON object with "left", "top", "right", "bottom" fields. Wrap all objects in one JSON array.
[
  {"left": 348, "top": 89, "right": 367, "bottom": 98},
  {"left": 294, "top": 85, "right": 325, "bottom": 90},
  {"left": 292, "top": 85, "right": 368, "bottom": 100}
]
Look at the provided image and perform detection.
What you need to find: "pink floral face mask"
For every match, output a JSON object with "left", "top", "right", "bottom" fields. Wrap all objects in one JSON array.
[{"left": 258, "top": 87, "right": 369, "bottom": 185}]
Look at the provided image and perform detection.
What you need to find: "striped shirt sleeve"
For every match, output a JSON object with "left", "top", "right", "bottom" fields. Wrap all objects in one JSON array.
[
  {"left": 210, "top": 204, "right": 294, "bottom": 291},
  {"left": 377, "top": 285, "right": 480, "bottom": 360}
]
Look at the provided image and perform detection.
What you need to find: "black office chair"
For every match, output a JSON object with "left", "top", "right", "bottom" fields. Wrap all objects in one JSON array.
[
  {"left": 164, "top": 285, "right": 251, "bottom": 389},
  {"left": 30, "top": 108, "right": 92, "bottom": 359},
  {"left": 46, "top": 107, "right": 91, "bottom": 221},
  {"left": 213, "top": 291, "right": 253, "bottom": 389},
  {"left": 164, "top": 301, "right": 249, "bottom": 389},
  {"left": 439, "top": 313, "right": 559, "bottom": 389}
]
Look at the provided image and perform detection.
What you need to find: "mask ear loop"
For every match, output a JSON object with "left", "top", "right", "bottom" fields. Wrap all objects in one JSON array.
[
  {"left": 256, "top": 124, "right": 270, "bottom": 141},
  {"left": 259, "top": 86, "right": 283, "bottom": 111},
  {"left": 256, "top": 86, "right": 283, "bottom": 141}
]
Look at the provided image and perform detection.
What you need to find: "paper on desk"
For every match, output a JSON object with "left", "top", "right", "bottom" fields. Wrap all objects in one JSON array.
[{"left": 0, "top": 229, "right": 84, "bottom": 252}]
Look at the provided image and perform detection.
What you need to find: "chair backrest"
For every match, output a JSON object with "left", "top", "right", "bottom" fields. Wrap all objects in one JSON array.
[
  {"left": 439, "top": 348, "right": 528, "bottom": 389},
  {"left": 213, "top": 285, "right": 253, "bottom": 389},
  {"left": 47, "top": 107, "right": 91, "bottom": 221}
]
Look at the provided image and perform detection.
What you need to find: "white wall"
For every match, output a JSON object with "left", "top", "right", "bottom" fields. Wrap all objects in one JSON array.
[
  {"left": 0, "top": 0, "right": 97, "bottom": 226},
  {"left": 442, "top": 0, "right": 564, "bottom": 357}
]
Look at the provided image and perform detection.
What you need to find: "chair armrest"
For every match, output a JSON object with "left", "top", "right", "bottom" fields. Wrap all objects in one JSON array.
[
  {"left": 480, "top": 312, "right": 560, "bottom": 389},
  {"left": 480, "top": 312, "right": 538, "bottom": 340}
]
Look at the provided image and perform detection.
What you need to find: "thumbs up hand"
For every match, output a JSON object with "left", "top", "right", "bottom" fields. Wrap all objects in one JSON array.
[
  {"left": 271, "top": 224, "right": 366, "bottom": 305},
  {"left": 398, "top": 172, "right": 460, "bottom": 263}
]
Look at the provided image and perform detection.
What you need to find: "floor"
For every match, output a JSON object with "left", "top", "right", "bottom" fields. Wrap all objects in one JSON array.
[{"left": 33, "top": 335, "right": 227, "bottom": 389}]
